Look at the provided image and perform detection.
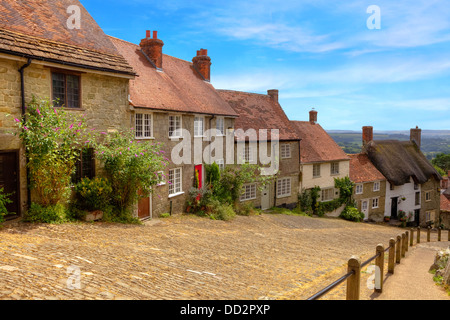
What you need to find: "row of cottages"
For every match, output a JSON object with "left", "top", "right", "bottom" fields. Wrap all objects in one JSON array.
[
  {"left": 0, "top": 0, "right": 136, "bottom": 218},
  {"left": 351, "top": 126, "right": 442, "bottom": 227},
  {"left": 109, "top": 34, "right": 239, "bottom": 218},
  {"left": 0, "top": 0, "right": 443, "bottom": 223}
]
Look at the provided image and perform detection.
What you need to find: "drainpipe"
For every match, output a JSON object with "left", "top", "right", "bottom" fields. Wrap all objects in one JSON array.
[{"left": 18, "top": 58, "right": 32, "bottom": 208}]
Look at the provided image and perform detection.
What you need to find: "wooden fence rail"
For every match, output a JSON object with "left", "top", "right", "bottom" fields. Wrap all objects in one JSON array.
[{"left": 307, "top": 227, "right": 450, "bottom": 300}]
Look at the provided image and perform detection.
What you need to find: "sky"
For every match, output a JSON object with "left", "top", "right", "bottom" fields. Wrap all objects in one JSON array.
[{"left": 82, "top": 0, "right": 450, "bottom": 131}]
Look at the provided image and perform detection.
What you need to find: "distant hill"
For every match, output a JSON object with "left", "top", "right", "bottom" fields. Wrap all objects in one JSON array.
[{"left": 327, "top": 130, "right": 450, "bottom": 159}]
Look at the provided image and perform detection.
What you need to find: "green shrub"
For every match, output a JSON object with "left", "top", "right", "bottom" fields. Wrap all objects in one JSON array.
[
  {"left": 0, "top": 188, "right": 13, "bottom": 222},
  {"left": 340, "top": 205, "right": 365, "bottom": 222},
  {"left": 24, "top": 203, "right": 71, "bottom": 224},
  {"left": 236, "top": 202, "right": 261, "bottom": 216},
  {"left": 209, "top": 201, "right": 236, "bottom": 221},
  {"left": 74, "top": 177, "right": 113, "bottom": 211}
]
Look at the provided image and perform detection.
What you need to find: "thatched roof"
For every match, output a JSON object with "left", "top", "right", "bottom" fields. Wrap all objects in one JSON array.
[{"left": 364, "top": 140, "right": 441, "bottom": 186}]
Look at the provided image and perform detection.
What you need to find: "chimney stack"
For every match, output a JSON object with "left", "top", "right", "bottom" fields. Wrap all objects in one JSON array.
[
  {"left": 410, "top": 126, "right": 422, "bottom": 149},
  {"left": 309, "top": 109, "right": 318, "bottom": 124},
  {"left": 140, "top": 30, "right": 164, "bottom": 70},
  {"left": 267, "top": 89, "right": 279, "bottom": 103},
  {"left": 362, "top": 126, "right": 373, "bottom": 146},
  {"left": 192, "top": 49, "right": 211, "bottom": 82}
]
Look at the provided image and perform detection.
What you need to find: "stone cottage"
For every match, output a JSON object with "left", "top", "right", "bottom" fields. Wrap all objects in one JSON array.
[
  {"left": 362, "top": 126, "right": 442, "bottom": 227},
  {"left": 0, "top": 0, "right": 135, "bottom": 219},
  {"left": 110, "top": 32, "right": 238, "bottom": 218},
  {"left": 291, "top": 110, "right": 351, "bottom": 217},
  {"left": 217, "top": 89, "right": 301, "bottom": 210},
  {"left": 349, "top": 153, "right": 387, "bottom": 222}
]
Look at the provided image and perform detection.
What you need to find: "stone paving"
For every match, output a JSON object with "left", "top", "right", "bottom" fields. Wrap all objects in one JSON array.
[{"left": 0, "top": 214, "right": 440, "bottom": 300}]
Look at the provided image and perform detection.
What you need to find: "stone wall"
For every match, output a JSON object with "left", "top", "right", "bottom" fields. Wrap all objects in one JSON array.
[
  {"left": 0, "top": 56, "right": 131, "bottom": 215},
  {"left": 353, "top": 180, "right": 387, "bottom": 222},
  {"left": 421, "top": 178, "right": 441, "bottom": 227}
]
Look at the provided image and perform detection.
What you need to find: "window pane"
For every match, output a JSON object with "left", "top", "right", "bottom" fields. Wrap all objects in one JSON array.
[
  {"left": 144, "top": 114, "right": 152, "bottom": 137},
  {"left": 135, "top": 114, "right": 143, "bottom": 138},
  {"left": 52, "top": 73, "right": 65, "bottom": 107},
  {"left": 66, "top": 74, "right": 80, "bottom": 108},
  {"left": 216, "top": 117, "right": 224, "bottom": 135}
]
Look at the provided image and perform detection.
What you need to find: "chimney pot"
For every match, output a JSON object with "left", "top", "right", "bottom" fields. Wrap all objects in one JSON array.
[
  {"left": 410, "top": 126, "right": 422, "bottom": 149},
  {"left": 362, "top": 126, "right": 373, "bottom": 146},
  {"left": 309, "top": 108, "right": 318, "bottom": 124},
  {"left": 267, "top": 89, "right": 279, "bottom": 103},
  {"left": 192, "top": 48, "right": 211, "bottom": 81},
  {"left": 140, "top": 30, "right": 164, "bottom": 70},
  {"left": 146, "top": 30, "right": 151, "bottom": 38}
]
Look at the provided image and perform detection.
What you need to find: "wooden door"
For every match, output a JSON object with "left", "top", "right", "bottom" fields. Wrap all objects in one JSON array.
[
  {"left": 361, "top": 200, "right": 369, "bottom": 220},
  {"left": 261, "top": 184, "right": 270, "bottom": 210},
  {"left": 138, "top": 196, "right": 150, "bottom": 219},
  {"left": 195, "top": 165, "right": 203, "bottom": 189},
  {"left": 391, "top": 197, "right": 398, "bottom": 219},
  {"left": 0, "top": 151, "right": 20, "bottom": 217}
]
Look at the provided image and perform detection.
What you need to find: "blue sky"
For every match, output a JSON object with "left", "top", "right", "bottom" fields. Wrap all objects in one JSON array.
[{"left": 83, "top": 0, "right": 450, "bottom": 131}]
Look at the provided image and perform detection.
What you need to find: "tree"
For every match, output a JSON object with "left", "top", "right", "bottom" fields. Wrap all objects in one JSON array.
[
  {"left": 94, "top": 130, "right": 169, "bottom": 213},
  {"left": 432, "top": 153, "right": 450, "bottom": 173}
]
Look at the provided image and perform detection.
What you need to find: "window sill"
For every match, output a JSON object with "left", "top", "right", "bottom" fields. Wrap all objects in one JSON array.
[
  {"left": 277, "top": 194, "right": 291, "bottom": 199},
  {"left": 168, "top": 191, "right": 185, "bottom": 199},
  {"left": 240, "top": 198, "right": 256, "bottom": 202},
  {"left": 169, "top": 136, "right": 183, "bottom": 140},
  {"left": 135, "top": 137, "right": 155, "bottom": 140}
]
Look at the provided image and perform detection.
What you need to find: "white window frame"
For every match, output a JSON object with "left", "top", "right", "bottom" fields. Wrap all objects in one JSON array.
[
  {"left": 425, "top": 190, "right": 432, "bottom": 202},
  {"left": 355, "top": 184, "right": 363, "bottom": 195},
  {"left": 243, "top": 144, "right": 254, "bottom": 163},
  {"left": 168, "top": 115, "right": 182, "bottom": 138},
  {"left": 373, "top": 181, "right": 380, "bottom": 192},
  {"left": 216, "top": 159, "right": 225, "bottom": 171},
  {"left": 168, "top": 167, "right": 183, "bottom": 197},
  {"left": 313, "top": 164, "right": 321, "bottom": 178},
  {"left": 372, "top": 197, "right": 379, "bottom": 209},
  {"left": 216, "top": 117, "right": 225, "bottom": 136},
  {"left": 362, "top": 200, "right": 368, "bottom": 212},
  {"left": 194, "top": 116, "right": 205, "bottom": 137},
  {"left": 330, "top": 162, "right": 340, "bottom": 175},
  {"left": 240, "top": 183, "right": 257, "bottom": 202},
  {"left": 280, "top": 144, "right": 291, "bottom": 159},
  {"left": 156, "top": 171, "right": 166, "bottom": 186},
  {"left": 321, "top": 188, "right": 334, "bottom": 202},
  {"left": 277, "top": 177, "right": 292, "bottom": 198},
  {"left": 135, "top": 113, "right": 153, "bottom": 139}
]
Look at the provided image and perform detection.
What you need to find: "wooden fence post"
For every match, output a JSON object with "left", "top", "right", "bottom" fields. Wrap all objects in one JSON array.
[
  {"left": 375, "top": 244, "right": 384, "bottom": 293},
  {"left": 347, "top": 256, "right": 361, "bottom": 300},
  {"left": 410, "top": 229, "right": 414, "bottom": 247},
  {"left": 388, "top": 238, "right": 396, "bottom": 274},
  {"left": 401, "top": 233, "right": 406, "bottom": 257},
  {"left": 405, "top": 231, "right": 409, "bottom": 252},
  {"left": 396, "top": 235, "right": 402, "bottom": 264},
  {"left": 427, "top": 227, "right": 431, "bottom": 242},
  {"left": 417, "top": 227, "right": 421, "bottom": 244}
]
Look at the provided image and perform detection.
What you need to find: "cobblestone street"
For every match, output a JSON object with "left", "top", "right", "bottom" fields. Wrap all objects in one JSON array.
[{"left": 0, "top": 214, "right": 428, "bottom": 300}]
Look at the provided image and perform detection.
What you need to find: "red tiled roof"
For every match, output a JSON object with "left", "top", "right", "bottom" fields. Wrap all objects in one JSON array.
[
  {"left": 440, "top": 194, "right": 450, "bottom": 212},
  {"left": 291, "top": 121, "right": 350, "bottom": 163},
  {"left": 0, "top": 0, "right": 134, "bottom": 75},
  {"left": 217, "top": 90, "right": 300, "bottom": 142},
  {"left": 349, "top": 153, "right": 386, "bottom": 183},
  {"left": 110, "top": 37, "right": 238, "bottom": 117}
]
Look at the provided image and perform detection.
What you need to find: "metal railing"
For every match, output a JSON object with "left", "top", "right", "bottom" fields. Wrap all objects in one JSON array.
[{"left": 307, "top": 227, "right": 450, "bottom": 300}]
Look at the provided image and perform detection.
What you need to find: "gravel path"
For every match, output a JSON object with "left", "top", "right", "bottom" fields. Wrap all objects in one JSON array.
[{"left": 0, "top": 214, "right": 440, "bottom": 300}]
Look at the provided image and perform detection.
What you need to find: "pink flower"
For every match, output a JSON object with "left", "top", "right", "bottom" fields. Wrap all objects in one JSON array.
[
  {"left": 24, "top": 126, "right": 28, "bottom": 130},
  {"left": 36, "top": 109, "right": 40, "bottom": 115},
  {"left": 69, "top": 124, "right": 74, "bottom": 129},
  {"left": 14, "top": 118, "right": 20, "bottom": 122}
]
